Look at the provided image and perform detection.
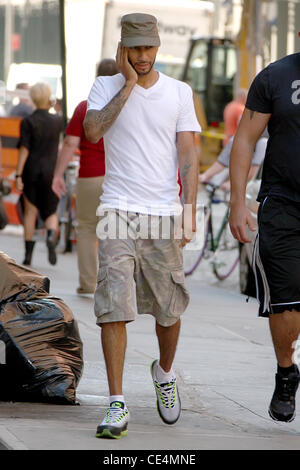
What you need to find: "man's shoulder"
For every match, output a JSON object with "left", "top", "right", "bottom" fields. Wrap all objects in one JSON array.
[
  {"left": 67, "top": 101, "right": 87, "bottom": 130},
  {"left": 159, "top": 73, "right": 192, "bottom": 100},
  {"left": 10, "top": 102, "right": 33, "bottom": 118},
  {"left": 263, "top": 53, "right": 299, "bottom": 75},
  {"left": 94, "top": 73, "right": 124, "bottom": 87},
  {"left": 159, "top": 72, "right": 190, "bottom": 89},
  {"left": 76, "top": 100, "right": 87, "bottom": 110},
  {"left": 72, "top": 100, "right": 87, "bottom": 117}
]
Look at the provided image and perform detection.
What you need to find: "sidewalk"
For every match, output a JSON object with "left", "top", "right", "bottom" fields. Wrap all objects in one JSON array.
[{"left": 0, "top": 226, "right": 300, "bottom": 450}]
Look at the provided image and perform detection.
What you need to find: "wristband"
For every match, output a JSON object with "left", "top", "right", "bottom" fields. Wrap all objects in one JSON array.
[{"left": 15, "top": 174, "right": 22, "bottom": 178}]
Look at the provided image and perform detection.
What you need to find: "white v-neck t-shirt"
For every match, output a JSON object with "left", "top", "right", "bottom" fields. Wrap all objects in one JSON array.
[{"left": 87, "top": 72, "right": 201, "bottom": 215}]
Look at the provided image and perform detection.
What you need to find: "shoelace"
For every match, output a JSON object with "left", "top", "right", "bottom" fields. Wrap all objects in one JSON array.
[
  {"left": 155, "top": 379, "right": 176, "bottom": 408},
  {"left": 105, "top": 406, "right": 127, "bottom": 423}
]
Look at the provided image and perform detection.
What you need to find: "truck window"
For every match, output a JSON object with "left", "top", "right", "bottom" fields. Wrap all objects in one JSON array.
[
  {"left": 182, "top": 38, "right": 237, "bottom": 124},
  {"left": 211, "top": 45, "right": 236, "bottom": 81},
  {"left": 185, "top": 40, "right": 208, "bottom": 110}
]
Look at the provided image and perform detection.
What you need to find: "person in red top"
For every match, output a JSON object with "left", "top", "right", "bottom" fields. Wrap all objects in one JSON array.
[
  {"left": 223, "top": 88, "right": 247, "bottom": 145},
  {"left": 52, "top": 59, "right": 118, "bottom": 294}
]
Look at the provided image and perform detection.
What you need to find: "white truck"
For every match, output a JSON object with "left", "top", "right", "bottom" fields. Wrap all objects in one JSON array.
[
  {"left": 3, "top": 0, "right": 217, "bottom": 118},
  {"left": 101, "top": 0, "right": 215, "bottom": 79}
]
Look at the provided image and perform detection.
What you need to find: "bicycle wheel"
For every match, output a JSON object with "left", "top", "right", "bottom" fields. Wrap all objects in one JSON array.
[
  {"left": 60, "top": 218, "right": 73, "bottom": 253},
  {"left": 212, "top": 221, "right": 239, "bottom": 280},
  {"left": 57, "top": 193, "right": 73, "bottom": 253},
  {"left": 183, "top": 205, "right": 211, "bottom": 276}
]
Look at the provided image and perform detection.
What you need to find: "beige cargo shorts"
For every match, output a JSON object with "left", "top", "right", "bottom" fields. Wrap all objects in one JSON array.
[{"left": 94, "top": 210, "right": 190, "bottom": 327}]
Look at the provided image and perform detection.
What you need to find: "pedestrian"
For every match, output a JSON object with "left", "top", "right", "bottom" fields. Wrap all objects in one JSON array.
[
  {"left": 83, "top": 13, "right": 201, "bottom": 439},
  {"left": 15, "top": 82, "right": 62, "bottom": 266},
  {"left": 223, "top": 88, "right": 247, "bottom": 145},
  {"left": 52, "top": 59, "right": 118, "bottom": 294},
  {"left": 199, "top": 132, "right": 267, "bottom": 191},
  {"left": 9, "top": 83, "right": 34, "bottom": 118},
  {"left": 229, "top": 52, "right": 300, "bottom": 423}
]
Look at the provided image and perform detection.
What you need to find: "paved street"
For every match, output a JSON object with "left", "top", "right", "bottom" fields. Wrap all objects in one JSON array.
[{"left": 0, "top": 224, "right": 300, "bottom": 451}]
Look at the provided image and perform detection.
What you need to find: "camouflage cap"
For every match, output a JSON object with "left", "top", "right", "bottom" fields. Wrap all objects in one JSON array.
[{"left": 121, "top": 13, "right": 160, "bottom": 48}]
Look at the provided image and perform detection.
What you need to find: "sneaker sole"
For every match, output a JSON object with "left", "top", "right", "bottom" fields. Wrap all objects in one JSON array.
[
  {"left": 150, "top": 360, "right": 181, "bottom": 426},
  {"left": 268, "top": 407, "right": 295, "bottom": 423},
  {"left": 96, "top": 429, "right": 128, "bottom": 439}
]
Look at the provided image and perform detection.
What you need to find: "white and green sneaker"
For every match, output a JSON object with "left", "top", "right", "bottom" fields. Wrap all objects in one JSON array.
[
  {"left": 96, "top": 401, "right": 129, "bottom": 439},
  {"left": 151, "top": 359, "right": 181, "bottom": 425}
]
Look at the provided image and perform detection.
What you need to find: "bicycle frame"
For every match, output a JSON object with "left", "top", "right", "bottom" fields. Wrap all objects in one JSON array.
[
  {"left": 57, "top": 159, "right": 78, "bottom": 253},
  {"left": 184, "top": 182, "right": 237, "bottom": 277},
  {"left": 208, "top": 199, "right": 230, "bottom": 253}
]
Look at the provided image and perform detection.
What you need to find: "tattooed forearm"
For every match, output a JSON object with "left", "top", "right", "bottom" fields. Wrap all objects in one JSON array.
[
  {"left": 94, "top": 86, "right": 126, "bottom": 128},
  {"left": 177, "top": 132, "right": 199, "bottom": 205},
  {"left": 250, "top": 110, "right": 255, "bottom": 120},
  {"left": 84, "top": 83, "right": 134, "bottom": 142},
  {"left": 179, "top": 153, "right": 198, "bottom": 205},
  {"left": 181, "top": 163, "right": 192, "bottom": 184}
]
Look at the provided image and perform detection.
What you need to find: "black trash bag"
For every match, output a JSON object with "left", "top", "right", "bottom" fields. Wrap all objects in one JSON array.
[{"left": 0, "top": 251, "right": 83, "bottom": 404}]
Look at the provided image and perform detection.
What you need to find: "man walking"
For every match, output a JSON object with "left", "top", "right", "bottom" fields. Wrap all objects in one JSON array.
[
  {"left": 229, "top": 51, "right": 300, "bottom": 422},
  {"left": 84, "top": 13, "right": 201, "bottom": 438}
]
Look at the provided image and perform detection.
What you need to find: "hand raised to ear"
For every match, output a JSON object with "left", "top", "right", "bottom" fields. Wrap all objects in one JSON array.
[{"left": 116, "top": 42, "right": 138, "bottom": 85}]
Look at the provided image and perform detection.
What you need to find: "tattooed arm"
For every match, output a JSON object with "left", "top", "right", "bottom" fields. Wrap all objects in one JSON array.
[
  {"left": 83, "top": 43, "right": 137, "bottom": 143},
  {"left": 84, "top": 84, "right": 135, "bottom": 143},
  {"left": 177, "top": 131, "right": 199, "bottom": 247},
  {"left": 229, "top": 108, "right": 271, "bottom": 243}
]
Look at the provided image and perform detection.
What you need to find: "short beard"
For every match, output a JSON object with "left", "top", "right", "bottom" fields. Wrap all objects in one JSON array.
[{"left": 129, "top": 59, "right": 154, "bottom": 76}]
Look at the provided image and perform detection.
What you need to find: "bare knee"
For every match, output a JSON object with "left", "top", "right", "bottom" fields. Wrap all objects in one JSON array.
[{"left": 101, "top": 321, "right": 127, "bottom": 337}]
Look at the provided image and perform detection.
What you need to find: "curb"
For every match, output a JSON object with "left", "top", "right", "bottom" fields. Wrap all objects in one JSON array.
[{"left": 0, "top": 426, "right": 28, "bottom": 450}]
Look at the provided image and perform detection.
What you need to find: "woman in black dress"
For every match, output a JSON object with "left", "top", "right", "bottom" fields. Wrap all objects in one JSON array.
[{"left": 16, "top": 82, "right": 62, "bottom": 266}]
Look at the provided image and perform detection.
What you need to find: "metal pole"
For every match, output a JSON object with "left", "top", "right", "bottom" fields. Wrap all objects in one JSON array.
[
  {"left": 4, "top": 0, "right": 13, "bottom": 83},
  {"left": 287, "top": 0, "right": 296, "bottom": 55},
  {"left": 59, "top": 0, "right": 67, "bottom": 128},
  {"left": 255, "top": 0, "right": 263, "bottom": 74}
]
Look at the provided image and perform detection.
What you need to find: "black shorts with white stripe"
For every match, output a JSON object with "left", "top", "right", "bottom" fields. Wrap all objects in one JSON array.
[{"left": 254, "top": 196, "right": 300, "bottom": 317}]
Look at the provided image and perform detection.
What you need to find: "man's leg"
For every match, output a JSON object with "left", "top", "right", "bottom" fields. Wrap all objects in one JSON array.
[
  {"left": 269, "top": 310, "right": 300, "bottom": 367},
  {"left": 136, "top": 215, "right": 189, "bottom": 425},
  {"left": 256, "top": 196, "right": 300, "bottom": 421},
  {"left": 76, "top": 176, "right": 104, "bottom": 293},
  {"left": 268, "top": 310, "right": 300, "bottom": 422},
  {"left": 150, "top": 319, "right": 182, "bottom": 425},
  {"left": 101, "top": 321, "right": 127, "bottom": 395},
  {"left": 155, "top": 319, "right": 181, "bottom": 372},
  {"left": 96, "top": 320, "right": 130, "bottom": 438},
  {"left": 95, "top": 218, "right": 135, "bottom": 439}
]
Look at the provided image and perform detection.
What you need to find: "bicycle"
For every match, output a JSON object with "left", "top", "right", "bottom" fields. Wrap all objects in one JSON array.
[
  {"left": 183, "top": 182, "right": 239, "bottom": 280},
  {"left": 56, "top": 159, "right": 79, "bottom": 253}
]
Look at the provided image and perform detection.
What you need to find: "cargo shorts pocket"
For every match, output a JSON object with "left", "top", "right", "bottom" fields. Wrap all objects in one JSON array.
[
  {"left": 95, "top": 267, "right": 113, "bottom": 315},
  {"left": 167, "top": 270, "right": 190, "bottom": 318}
]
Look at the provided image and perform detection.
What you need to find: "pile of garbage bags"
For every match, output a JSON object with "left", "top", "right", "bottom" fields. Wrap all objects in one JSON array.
[{"left": 0, "top": 251, "right": 83, "bottom": 404}]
